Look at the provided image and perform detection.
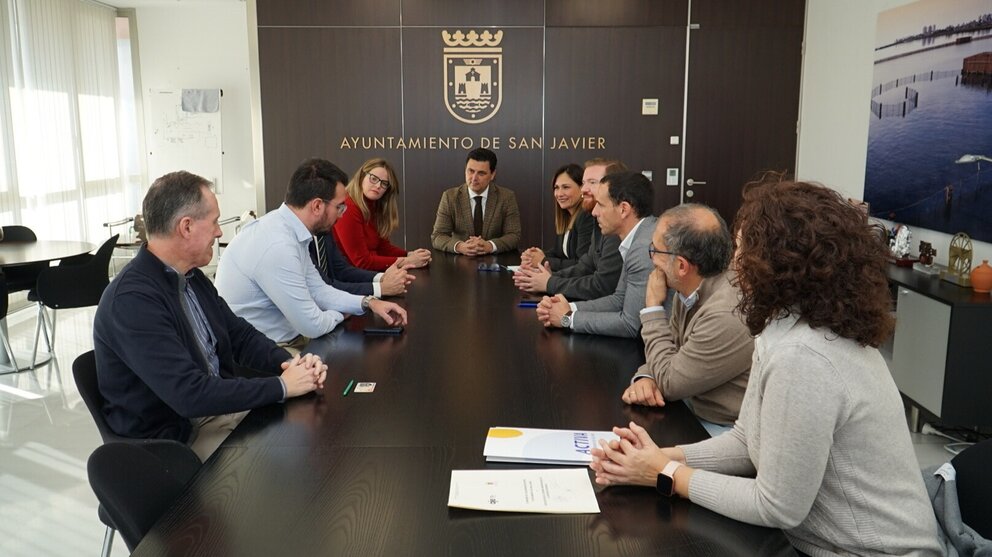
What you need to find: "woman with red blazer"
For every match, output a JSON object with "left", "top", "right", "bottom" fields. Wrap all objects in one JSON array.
[{"left": 333, "top": 158, "right": 431, "bottom": 271}]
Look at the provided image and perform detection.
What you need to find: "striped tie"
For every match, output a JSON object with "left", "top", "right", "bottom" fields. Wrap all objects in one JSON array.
[{"left": 314, "top": 235, "right": 327, "bottom": 276}]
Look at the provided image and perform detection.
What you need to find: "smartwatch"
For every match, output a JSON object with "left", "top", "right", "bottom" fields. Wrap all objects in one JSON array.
[{"left": 655, "top": 461, "right": 683, "bottom": 497}]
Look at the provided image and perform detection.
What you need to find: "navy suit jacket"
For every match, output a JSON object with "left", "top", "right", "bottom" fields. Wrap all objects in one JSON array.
[{"left": 309, "top": 233, "right": 376, "bottom": 296}]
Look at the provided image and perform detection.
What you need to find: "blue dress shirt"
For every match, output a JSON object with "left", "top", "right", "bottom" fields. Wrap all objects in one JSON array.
[{"left": 216, "top": 203, "right": 365, "bottom": 343}]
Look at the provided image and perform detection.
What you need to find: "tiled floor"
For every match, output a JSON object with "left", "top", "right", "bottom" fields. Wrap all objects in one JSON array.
[{"left": 0, "top": 303, "right": 959, "bottom": 557}]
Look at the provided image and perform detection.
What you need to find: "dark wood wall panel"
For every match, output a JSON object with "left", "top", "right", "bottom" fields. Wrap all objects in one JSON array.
[
  {"left": 544, "top": 27, "right": 686, "bottom": 228},
  {"left": 683, "top": 1, "right": 804, "bottom": 223},
  {"left": 547, "top": 0, "right": 686, "bottom": 27},
  {"left": 401, "top": 0, "right": 543, "bottom": 27},
  {"left": 689, "top": 0, "right": 805, "bottom": 28},
  {"left": 401, "top": 28, "right": 545, "bottom": 250},
  {"left": 258, "top": 28, "right": 403, "bottom": 211},
  {"left": 257, "top": 0, "right": 399, "bottom": 27},
  {"left": 254, "top": 0, "right": 804, "bottom": 251}
]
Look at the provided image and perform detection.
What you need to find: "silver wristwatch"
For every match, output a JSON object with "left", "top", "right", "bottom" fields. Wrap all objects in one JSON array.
[
  {"left": 560, "top": 312, "right": 573, "bottom": 329},
  {"left": 361, "top": 295, "right": 377, "bottom": 310}
]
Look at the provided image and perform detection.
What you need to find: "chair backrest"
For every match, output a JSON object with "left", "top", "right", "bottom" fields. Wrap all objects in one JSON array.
[
  {"left": 952, "top": 438, "right": 992, "bottom": 539},
  {"left": 1, "top": 225, "right": 38, "bottom": 242},
  {"left": 72, "top": 350, "right": 124, "bottom": 443},
  {"left": 87, "top": 442, "right": 200, "bottom": 551},
  {"left": 0, "top": 272, "right": 7, "bottom": 319},
  {"left": 36, "top": 234, "right": 119, "bottom": 309}
]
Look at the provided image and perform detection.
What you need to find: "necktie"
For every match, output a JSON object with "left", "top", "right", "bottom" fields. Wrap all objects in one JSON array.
[
  {"left": 314, "top": 235, "right": 327, "bottom": 277},
  {"left": 473, "top": 195, "right": 484, "bottom": 236}
]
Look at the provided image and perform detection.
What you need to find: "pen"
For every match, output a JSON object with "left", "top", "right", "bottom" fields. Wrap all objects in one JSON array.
[
  {"left": 517, "top": 301, "right": 539, "bottom": 308},
  {"left": 342, "top": 379, "right": 355, "bottom": 396}
]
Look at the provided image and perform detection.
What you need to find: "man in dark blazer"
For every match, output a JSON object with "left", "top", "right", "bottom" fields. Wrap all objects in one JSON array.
[
  {"left": 430, "top": 147, "right": 521, "bottom": 255},
  {"left": 537, "top": 171, "right": 657, "bottom": 338},
  {"left": 514, "top": 159, "right": 625, "bottom": 301},
  {"left": 309, "top": 232, "right": 414, "bottom": 296},
  {"left": 94, "top": 171, "right": 327, "bottom": 461}
]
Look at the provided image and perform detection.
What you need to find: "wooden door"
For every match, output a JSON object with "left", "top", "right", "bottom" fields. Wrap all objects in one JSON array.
[{"left": 682, "top": 0, "right": 805, "bottom": 224}]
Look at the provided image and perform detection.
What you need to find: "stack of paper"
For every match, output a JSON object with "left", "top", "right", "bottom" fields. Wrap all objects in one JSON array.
[
  {"left": 448, "top": 468, "right": 600, "bottom": 513},
  {"left": 483, "top": 427, "right": 619, "bottom": 465}
]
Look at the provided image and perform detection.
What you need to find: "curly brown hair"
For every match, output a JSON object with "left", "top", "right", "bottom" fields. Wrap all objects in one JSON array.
[{"left": 733, "top": 177, "right": 894, "bottom": 347}]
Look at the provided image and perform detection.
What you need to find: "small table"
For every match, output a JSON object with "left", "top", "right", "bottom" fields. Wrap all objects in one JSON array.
[{"left": 0, "top": 240, "right": 96, "bottom": 373}]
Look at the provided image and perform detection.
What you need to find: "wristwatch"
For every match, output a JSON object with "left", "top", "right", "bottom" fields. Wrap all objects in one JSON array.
[
  {"left": 361, "top": 295, "right": 377, "bottom": 311},
  {"left": 560, "top": 311, "right": 573, "bottom": 329},
  {"left": 656, "top": 460, "right": 683, "bottom": 497}
]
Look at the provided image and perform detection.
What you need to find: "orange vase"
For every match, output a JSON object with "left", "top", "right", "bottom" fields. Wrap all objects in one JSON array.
[{"left": 971, "top": 260, "right": 992, "bottom": 293}]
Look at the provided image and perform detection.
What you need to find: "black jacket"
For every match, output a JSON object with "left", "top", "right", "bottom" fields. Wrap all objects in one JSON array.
[
  {"left": 309, "top": 233, "right": 376, "bottom": 296},
  {"left": 93, "top": 246, "right": 289, "bottom": 442}
]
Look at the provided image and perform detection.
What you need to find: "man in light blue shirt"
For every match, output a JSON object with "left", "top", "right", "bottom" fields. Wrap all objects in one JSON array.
[{"left": 216, "top": 158, "right": 407, "bottom": 345}]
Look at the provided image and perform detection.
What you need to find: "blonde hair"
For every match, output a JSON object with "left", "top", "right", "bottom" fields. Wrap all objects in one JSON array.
[{"left": 346, "top": 158, "right": 400, "bottom": 238}]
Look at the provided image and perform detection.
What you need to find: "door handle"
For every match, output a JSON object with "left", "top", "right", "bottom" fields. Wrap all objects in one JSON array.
[{"left": 686, "top": 178, "right": 707, "bottom": 186}]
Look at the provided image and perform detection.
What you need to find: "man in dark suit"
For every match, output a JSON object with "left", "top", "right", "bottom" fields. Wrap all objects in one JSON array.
[
  {"left": 537, "top": 171, "right": 657, "bottom": 338},
  {"left": 94, "top": 171, "right": 327, "bottom": 461},
  {"left": 430, "top": 147, "right": 521, "bottom": 255},
  {"left": 309, "top": 232, "right": 414, "bottom": 296},
  {"left": 514, "top": 159, "right": 626, "bottom": 301}
]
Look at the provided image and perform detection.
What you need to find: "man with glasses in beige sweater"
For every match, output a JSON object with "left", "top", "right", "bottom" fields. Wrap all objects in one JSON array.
[{"left": 622, "top": 203, "right": 752, "bottom": 437}]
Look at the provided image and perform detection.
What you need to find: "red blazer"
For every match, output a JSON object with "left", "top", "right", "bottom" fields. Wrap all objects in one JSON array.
[{"left": 333, "top": 196, "right": 406, "bottom": 271}]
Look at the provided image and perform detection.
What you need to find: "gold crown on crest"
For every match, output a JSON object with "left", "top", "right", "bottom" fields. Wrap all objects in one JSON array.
[{"left": 442, "top": 30, "right": 503, "bottom": 48}]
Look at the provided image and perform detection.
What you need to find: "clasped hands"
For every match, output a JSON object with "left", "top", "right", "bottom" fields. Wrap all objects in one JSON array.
[
  {"left": 280, "top": 353, "right": 328, "bottom": 397},
  {"left": 535, "top": 294, "right": 571, "bottom": 328},
  {"left": 380, "top": 261, "right": 416, "bottom": 296},
  {"left": 514, "top": 247, "right": 552, "bottom": 294},
  {"left": 455, "top": 236, "right": 494, "bottom": 256},
  {"left": 396, "top": 248, "right": 432, "bottom": 269},
  {"left": 589, "top": 422, "right": 679, "bottom": 489}
]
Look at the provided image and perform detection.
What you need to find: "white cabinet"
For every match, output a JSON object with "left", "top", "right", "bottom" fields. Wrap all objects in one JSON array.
[{"left": 891, "top": 288, "right": 950, "bottom": 417}]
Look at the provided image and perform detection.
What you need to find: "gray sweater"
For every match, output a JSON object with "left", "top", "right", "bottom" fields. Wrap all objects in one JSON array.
[{"left": 679, "top": 314, "right": 943, "bottom": 556}]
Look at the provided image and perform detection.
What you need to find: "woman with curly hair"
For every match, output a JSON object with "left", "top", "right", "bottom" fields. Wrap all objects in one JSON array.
[
  {"left": 590, "top": 177, "right": 944, "bottom": 555},
  {"left": 333, "top": 158, "right": 431, "bottom": 271}
]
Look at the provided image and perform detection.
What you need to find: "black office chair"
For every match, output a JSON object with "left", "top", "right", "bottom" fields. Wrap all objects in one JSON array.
[
  {"left": 1, "top": 225, "right": 47, "bottom": 293},
  {"left": 73, "top": 351, "right": 200, "bottom": 556},
  {"left": 952, "top": 438, "right": 992, "bottom": 539},
  {"left": 0, "top": 271, "right": 20, "bottom": 373},
  {"left": 87, "top": 442, "right": 200, "bottom": 553},
  {"left": 29, "top": 234, "right": 118, "bottom": 367}
]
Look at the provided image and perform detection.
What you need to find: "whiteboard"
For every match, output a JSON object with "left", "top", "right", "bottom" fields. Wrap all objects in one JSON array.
[{"left": 146, "top": 89, "right": 223, "bottom": 192}]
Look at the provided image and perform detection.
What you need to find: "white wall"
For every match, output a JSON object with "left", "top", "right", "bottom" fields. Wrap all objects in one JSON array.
[
  {"left": 797, "top": 0, "right": 992, "bottom": 266},
  {"left": 134, "top": 2, "right": 256, "bottom": 243}
]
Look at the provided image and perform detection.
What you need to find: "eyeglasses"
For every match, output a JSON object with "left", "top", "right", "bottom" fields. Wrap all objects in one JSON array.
[
  {"left": 648, "top": 244, "right": 677, "bottom": 258},
  {"left": 477, "top": 263, "right": 506, "bottom": 272},
  {"left": 322, "top": 198, "right": 347, "bottom": 216},
  {"left": 367, "top": 173, "right": 391, "bottom": 190}
]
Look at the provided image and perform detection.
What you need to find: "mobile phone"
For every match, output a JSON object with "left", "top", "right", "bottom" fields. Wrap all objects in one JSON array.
[{"left": 363, "top": 326, "right": 404, "bottom": 335}]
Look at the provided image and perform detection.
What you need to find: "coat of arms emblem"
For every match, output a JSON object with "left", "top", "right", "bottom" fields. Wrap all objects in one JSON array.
[{"left": 443, "top": 29, "right": 503, "bottom": 124}]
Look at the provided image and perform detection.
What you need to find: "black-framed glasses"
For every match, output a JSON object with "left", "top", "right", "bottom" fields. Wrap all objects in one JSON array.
[
  {"left": 367, "top": 173, "right": 391, "bottom": 190},
  {"left": 648, "top": 244, "right": 677, "bottom": 258}
]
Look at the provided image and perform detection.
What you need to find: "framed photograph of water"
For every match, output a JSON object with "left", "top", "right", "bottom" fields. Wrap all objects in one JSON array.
[{"left": 866, "top": 0, "right": 992, "bottom": 243}]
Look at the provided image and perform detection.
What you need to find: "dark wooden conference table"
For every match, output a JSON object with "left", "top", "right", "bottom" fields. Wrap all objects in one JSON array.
[{"left": 134, "top": 252, "right": 794, "bottom": 557}]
